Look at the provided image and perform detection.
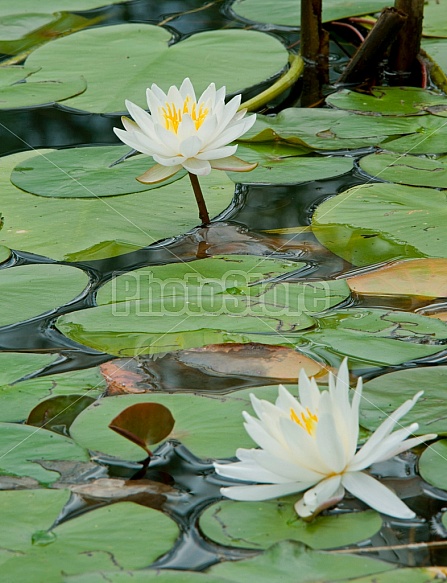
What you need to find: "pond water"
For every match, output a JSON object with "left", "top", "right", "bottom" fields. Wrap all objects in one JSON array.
[{"left": 1, "top": 0, "right": 447, "bottom": 580}]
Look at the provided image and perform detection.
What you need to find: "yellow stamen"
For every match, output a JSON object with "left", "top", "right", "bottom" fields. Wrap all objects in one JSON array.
[
  {"left": 290, "top": 407, "right": 318, "bottom": 436},
  {"left": 160, "top": 96, "right": 209, "bottom": 134}
]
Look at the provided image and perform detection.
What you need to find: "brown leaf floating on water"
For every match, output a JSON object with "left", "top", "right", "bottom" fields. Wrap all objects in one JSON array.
[{"left": 100, "top": 344, "right": 326, "bottom": 395}]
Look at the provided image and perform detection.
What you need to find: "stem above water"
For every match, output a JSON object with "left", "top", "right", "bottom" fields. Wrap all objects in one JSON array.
[{"left": 189, "top": 172, "right": 210, "bottom": 226}]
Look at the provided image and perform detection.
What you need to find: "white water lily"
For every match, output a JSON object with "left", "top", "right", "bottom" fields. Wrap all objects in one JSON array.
[
  {"left": 214, "top": 360, "right": 437, "bottom": 520},
  {"left": 114, "top": 77, "right": 257, "bottom": 184}
]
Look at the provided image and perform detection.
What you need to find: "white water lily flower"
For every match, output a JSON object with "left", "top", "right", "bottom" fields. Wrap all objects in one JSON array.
[
  {"left": 113, "top": 77, "right": 257, "bottom": 183},
  {"left": 214, "top": 360, "right": 437, "bottom": 520}
]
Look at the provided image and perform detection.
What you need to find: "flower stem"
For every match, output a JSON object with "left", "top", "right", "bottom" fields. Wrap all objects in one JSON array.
[{"left": 188, "top": 172, "right": 210, "bottom": 225}]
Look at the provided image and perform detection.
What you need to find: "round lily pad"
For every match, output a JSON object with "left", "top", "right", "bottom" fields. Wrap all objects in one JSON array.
[
  {"left": 200, "top": 499, "right": 382, "bottom": 550},
  {"left": 231, "top": 0, "right": 389, "bottom": 27},
  {"left": 11, "top": 146, "right": 185, "bottom": 198},
  {"left": 69, "top": 385, "right": 281, "bottom": 461},
  {"left": 0, "top": 263, "right": 89, "bottom": 327},
  {"left": 419, "top": 439, "right": 447, "bottom": 490},
  {"left": 0, "top": 423, "right": 88, "bottom": 484},
  {"left": 359, "top": 152, "right": 447, "bottom": 188},
  {"left": 227, "top": 144, "right": 353, "bottom": 184},
  {"left": 26, "top": 25, "right": 289, "bottom": 114},
  {"left": 207, "top": 540, "right": 393, "bottom": 583},
  {"left": 0, "top": 501, "right": 179, "bottom": 581},
  {"left": 57, "top": 260, "right": 352, "bottom": 357},
  {"left": 0, "top": 150, "right": 235, "bottom": 261},
  {"left": 326, "top": 87, "right": 447, "bottom": 116},
  {"left": 312, "top": 182, "right": 447, "bottom": 266},
  {"left": 360, "top": 367, "right": 447, "bottom": 436}
]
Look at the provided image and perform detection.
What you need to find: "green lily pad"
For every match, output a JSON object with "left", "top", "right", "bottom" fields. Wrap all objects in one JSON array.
[
  {"left": 0, "top": 263, "right": 89, "bottom": 327},
  {"left": 0, "top": 352, "right": 56, "bottom": 386},
  {"left": 0, "top": 150, "right": 235, "bottom": 261},
  {"left": 326, "top": 87, "right": 447, "bottom": 116},
  {"left": 11, "top": 146, "right": 185, "bottom": 198},
  {"left": 0, "top": 489, "right": 71, "bottom": 552},
  {"left": 26, "top": 25, "right": 288, "bottom": 114},
  {"left": 240, "top": 107, "right": 425, "bottom": 151},
  {"left": 419, "top": 439, "right": 447, "bottom": 490},
  {"left": 0, "top": 501, "right": 179, "bottom": 582},
  {"left": 383, "top": 115, "right": 447, "bottom": 154},
  {"left": 207, "top": 541, "right": 394, "bottom": 583},
  {"left": 346, "top": 568, "right": 447, "bottom": 583},
  {"left": 200, "top": 499, "right": 382, "bottom": 550},
  {"left": 0, "top": 367, "right": 105, "bottom": 423},
  {"left": 0, "top": 12, "right": 92, "bottom": 57},
  {"left": 312, "top": 182, "right": 447, "bottom": 266},
  {"left": 421, "top": 0, "right": 447, "bottom": 38},
  {"left": 360, "top": 367, "right": 447, "bottom": 436},
  {"left": 300, "top": 308, "right": 447, "bottom": 367},
  {"left": 359, "top": 152, "right": 447, "bottom": 188},
  {"left": 57, "top": 260, "right": 352, "bottom": 356},
  {"left": 64, "top": 571, "right": 231, "bottom": 583},
  {"left": 69, "top": 385, "right": 281, "bottom": 461},
  {"left": 0, "top": 423, "right": 88, "bottom": 484},
  {"left": 423, "top": 39, "right": 447, "bottom": 75},
  {"left": 0, "top": 246, "right": 10, "bottom": 264},
  {"left": 231, "top": 0, "right": 389, "bottom": 27},
  {"left": 0, "top": 1, "right": 130, "bottom": 17},
  {"left": 228, "top": 144, "right": 353, "bottom": 184},
  {"left": 0, "top": 65, "right": 86, "bottom": 109}
]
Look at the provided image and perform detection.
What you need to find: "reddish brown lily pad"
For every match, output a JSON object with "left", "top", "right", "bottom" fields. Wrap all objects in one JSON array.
[
  {"left": 347, "top": 258, "right": 447, "bottom": 300},
  {"left": 109, "top": 402, "right": 175, "bottom": 455}
]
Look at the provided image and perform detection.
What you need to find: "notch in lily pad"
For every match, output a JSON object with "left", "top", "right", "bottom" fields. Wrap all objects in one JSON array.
[{"left": 108, "top": 402, "right": 175, "bottom": 459}]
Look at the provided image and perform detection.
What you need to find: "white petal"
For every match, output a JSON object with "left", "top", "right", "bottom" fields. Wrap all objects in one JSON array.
[
  {"left": 294, "top": 475, "right": 342, "bottom": 518},
  {"left": 197, "top": 114, "right": 218, "bottom": 144},
  {"left": 298, "top": 368, "right": 321, "bottom": 411},
  {"left": 179, "top": 136, "right": 202, "bottom": 158},
  {"left": 125, "top": 100, "right": 155, "bottom": 137},
  {"left": 182, "top": 157, "right": 211, "bottom": 175},
  {"left": 205, "top": 119, "right": 255, "bottom": 151},
  {"left": 350, "top": 423, "right": 420, "bottom": 471},
  {"left": 153, "top": 123, "right": 180, "bottom": 154},
  {"left": 342, "top": 471, "right": 415, "bottom": 519},
  {"left": 221, "top": 482, "right": 310, "bottom": 501},
  {"left": 214, "top": 456, "right": 291, "bottom": 484},
  {"left": 315, "top": 407, "right": 350, "bottom": 473},
  {"left": 372, "top": 433, "right": 437, "bottom": 464},
  {"left": 198, "top": 82, "right": 216, "bottom": 107},
  {"left": 352, "top": 391, "right": 424, "bottom": 469},
  {"left": 177, "top": 114, "right": 197, "bottom": 142},
  {"left": 215, "top": 94, "right": 241, "bottom": 132},
  {"left": 148, "top": 83, "right": 167, "bottom": 104},
  {"left": 278, "top": 416, "right": 332, "bottom": 473},
  {"left": 196, "top": 145, "right": 237, "bottom": 161},
  {"left": 180, "top": 77, "right": 196, "bottom": 101},
  {"left": 136, "top": 164, "right": 182, "bottom": 184},
  {"left": 252, "top": 448, "right": 324, "bottom": 483},
  {"left": 153, "top": 153, "right": 185, "bottom": 166},
  {"left": 113, "top": 127, "right": 156, "bottom": 157}
]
